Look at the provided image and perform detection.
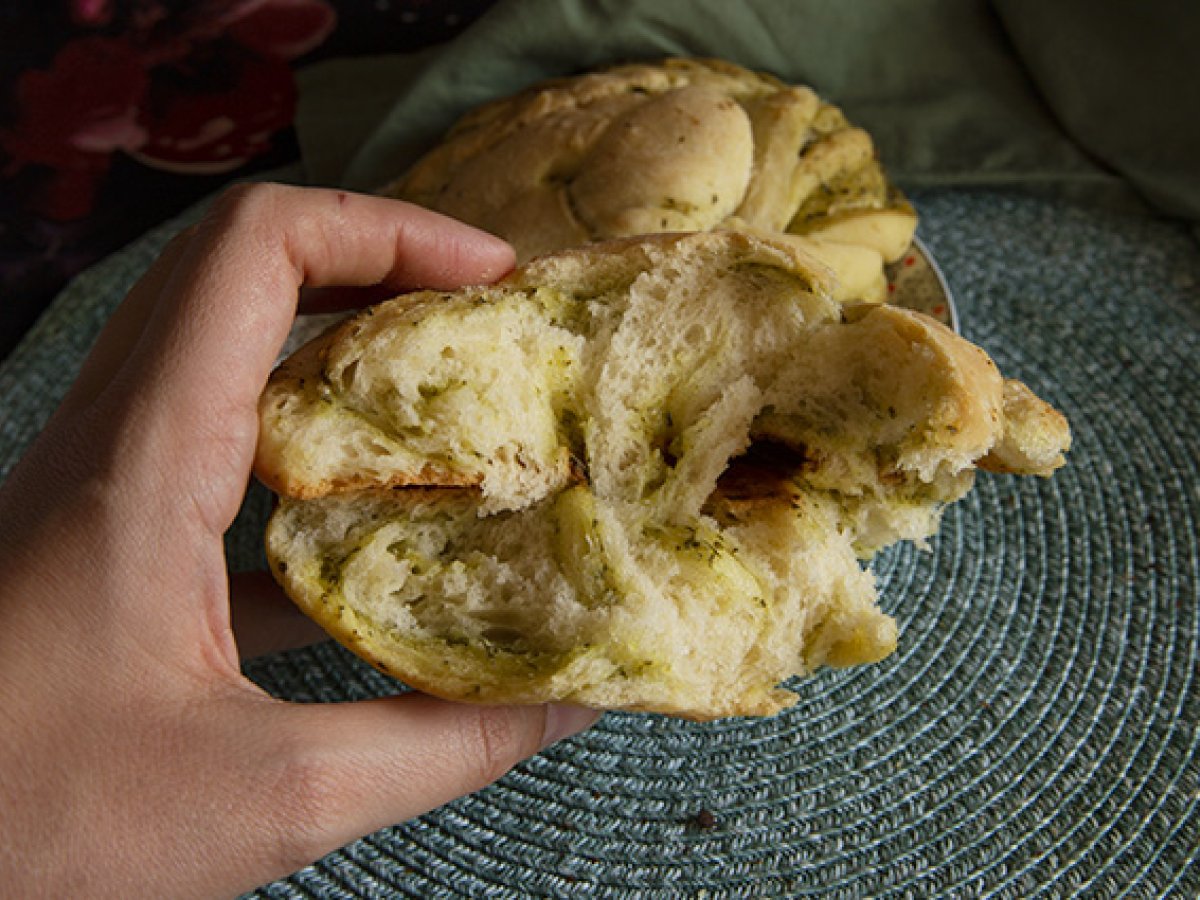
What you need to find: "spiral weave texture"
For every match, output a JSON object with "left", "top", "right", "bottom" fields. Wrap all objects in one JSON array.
[{"left": 1, "top": 187, "right": 1196, "bottom": 898}]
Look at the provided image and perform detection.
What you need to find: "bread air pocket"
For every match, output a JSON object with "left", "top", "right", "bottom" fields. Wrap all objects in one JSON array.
[{"left": 255, "top": 232, "right": 1069, "bottom": 719}]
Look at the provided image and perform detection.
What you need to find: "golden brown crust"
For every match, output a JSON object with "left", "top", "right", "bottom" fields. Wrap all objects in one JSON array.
[
  {"left": 867, "top": 305, "right": 1005, "bottom": 459},
  {"left": 978, "top": 379, "right": 1072, "bottom": 475},
  {"left": 383, "top": 57, "right": 916, "bottom": 269}
]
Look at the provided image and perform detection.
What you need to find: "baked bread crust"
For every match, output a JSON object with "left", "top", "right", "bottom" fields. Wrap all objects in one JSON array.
[{"left": 382, "top": 57, "right": 917, "bottom": 300}]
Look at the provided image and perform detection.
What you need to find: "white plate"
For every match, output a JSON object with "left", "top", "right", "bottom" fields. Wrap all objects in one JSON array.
[{"left": 888, "top": 236, "right": 958, "bottom": 331}]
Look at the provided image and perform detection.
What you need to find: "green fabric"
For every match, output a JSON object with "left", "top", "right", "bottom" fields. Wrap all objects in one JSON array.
[
  {"left": 295, "top": 50, "right": 437, "bottom": 192},
  {"left": 992, "top": 0, "right": 1200, "bottom": 223},
  {"left": 295, "top": 0, "right": 1199, "bottom": 225}
]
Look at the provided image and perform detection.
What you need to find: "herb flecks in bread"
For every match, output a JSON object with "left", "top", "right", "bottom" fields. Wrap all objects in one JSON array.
[
  {"left": 256, "top": 232, "right": 1069, "bottom": 719},
  {"left": 383, "top": 57, "right": 917, "bottom": 303}
]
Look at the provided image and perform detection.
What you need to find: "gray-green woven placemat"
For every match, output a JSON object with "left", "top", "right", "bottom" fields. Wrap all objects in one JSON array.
[{"left": 1, "top": 185, "right": 1197, "bottom": 897}]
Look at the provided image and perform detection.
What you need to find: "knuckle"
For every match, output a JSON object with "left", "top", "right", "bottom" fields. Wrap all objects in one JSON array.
[
  {"left": 207, "top": 181, "right": 290, "bottom": 234},
  {"left": 458, "top": 706, "right": 535, "bottom": 792},
  {"left": 207, "top": 182, "right": 341, "bottom": 283},
  {"left": 262, "top": 739, "right": 351, "bottom": 875}
]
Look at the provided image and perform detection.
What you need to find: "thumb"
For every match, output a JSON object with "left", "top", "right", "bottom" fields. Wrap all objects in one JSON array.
[{"left": 260, "top": 694, "right": 599, "bottom": 874}]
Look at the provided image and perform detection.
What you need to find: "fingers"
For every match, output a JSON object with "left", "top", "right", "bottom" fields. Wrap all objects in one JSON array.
[
  {"left": 260, "top": 695, "right": 599, "bottom": 874},
  {"left": 229, "top": 571, "right": 328, "bottom": 660},
  {"left": 137, "top": 183, "right": 515, "bottom": 424},
  {"left": 68, "top": 186, "right": 512, "bottom": 426},
  {"left": 83, "top": 184, "right": 514, "bottom": 532},
  {"left": 55, "top": 226, "right": 197, "bottom": 418}
]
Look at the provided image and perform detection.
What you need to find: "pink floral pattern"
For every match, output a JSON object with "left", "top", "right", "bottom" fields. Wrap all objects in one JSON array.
[
  {"left": 0, "top": 0, "right": 497, "bottom": 364},
  {"left": 1, "top": 0, "right": 336, "bottom": 220}
]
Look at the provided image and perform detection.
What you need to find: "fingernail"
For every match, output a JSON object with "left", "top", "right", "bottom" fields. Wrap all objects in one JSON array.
[{"left": 541, "top": 704, "right": 601, "bottom": 748}]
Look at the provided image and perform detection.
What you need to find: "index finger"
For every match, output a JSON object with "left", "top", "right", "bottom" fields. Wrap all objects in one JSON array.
[
  {"left": 147, "top": 184, "right": 513, "bottom": 417},
  {"left": 101, "top": 184, "right": 514, "bottom": 530}
]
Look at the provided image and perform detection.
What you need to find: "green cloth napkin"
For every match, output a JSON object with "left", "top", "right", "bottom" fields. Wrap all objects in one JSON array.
[{"left": 295, "top": 0, "right": 1199, "bottom": 227}]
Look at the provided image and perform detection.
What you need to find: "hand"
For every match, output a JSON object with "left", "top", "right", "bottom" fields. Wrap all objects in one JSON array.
[{"left": 0, "top": 184, "right": 600, "bottom": 899}]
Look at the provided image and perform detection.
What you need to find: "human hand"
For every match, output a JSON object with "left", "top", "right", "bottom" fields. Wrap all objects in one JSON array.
[{"left": 0, "top": 184, "right": 600, "bottom": 899}]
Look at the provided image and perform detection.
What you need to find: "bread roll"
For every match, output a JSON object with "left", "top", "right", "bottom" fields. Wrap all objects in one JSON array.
[
  {"left": 382, "top": 57, "right": 917, "bottom": 302},
  {"left": 256, "top": 232, "right": 1069, "bottom": 719}
]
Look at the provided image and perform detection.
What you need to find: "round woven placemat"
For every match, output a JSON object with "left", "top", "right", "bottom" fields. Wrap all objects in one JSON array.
[{"left": 1, "top": 185, "right": 1196, "bottom": 898}]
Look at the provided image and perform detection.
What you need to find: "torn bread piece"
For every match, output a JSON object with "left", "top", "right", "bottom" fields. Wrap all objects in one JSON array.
[
  {"left": 257, "top": 231, "right": 837, "bottom": 512},
  {"left": 256, "top": 232, "right": 1069, "bottom": 719}
]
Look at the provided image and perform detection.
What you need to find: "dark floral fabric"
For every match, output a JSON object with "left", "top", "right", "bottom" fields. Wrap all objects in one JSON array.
[{"left": 0, "top": 0, "right": 497, "bottom": 361}]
